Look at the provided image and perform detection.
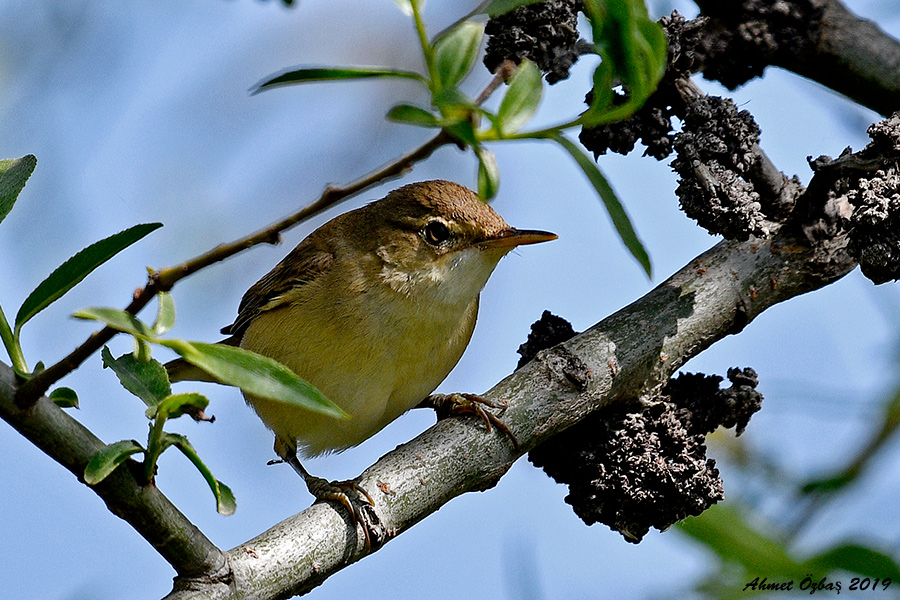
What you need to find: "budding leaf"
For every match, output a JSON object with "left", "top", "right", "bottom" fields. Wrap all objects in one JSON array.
[
  {"left": 151, "top": 392, "right": 209, "bottom": 421},
  {"left": 433, "top": 21, "right": 485, "bottom": 90},
  {"left": 49, "top": 387, "right": 79, "bottom": 409},
  {"left": 497, "top": 59, "right": 542, "bottom": 135}
]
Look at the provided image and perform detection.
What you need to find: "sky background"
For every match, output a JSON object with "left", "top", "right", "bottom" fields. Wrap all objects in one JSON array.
[{"left": 1, "top": 1, "right": 899, "bottom": 599}]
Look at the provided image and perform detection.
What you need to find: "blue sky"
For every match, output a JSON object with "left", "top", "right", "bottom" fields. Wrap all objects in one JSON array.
[{"left": 1, "top": 1, "right": 899, "bottom": 599}]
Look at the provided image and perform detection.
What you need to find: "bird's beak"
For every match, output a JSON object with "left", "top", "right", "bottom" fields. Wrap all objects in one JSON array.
[{"left": 476, "top": 228, "right": 558, "bottom": 249}]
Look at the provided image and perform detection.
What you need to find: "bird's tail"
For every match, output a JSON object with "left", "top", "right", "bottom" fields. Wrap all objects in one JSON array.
[{"left": 165, "top": 335, "right": 241, "bottom": 383}]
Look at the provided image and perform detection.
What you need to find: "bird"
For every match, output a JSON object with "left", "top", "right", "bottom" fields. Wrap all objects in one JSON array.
[{"left": 167, "top": 179, "right": 556, "bottom": 543}]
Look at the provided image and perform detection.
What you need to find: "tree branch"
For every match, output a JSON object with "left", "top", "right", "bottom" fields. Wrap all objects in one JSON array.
[
  {"left": 693, "top": 0, "right": 900, "bottom": 116},
  {"left": 784, "top": 0, "right": 900, "bottom": 116},
  {"left": 0, "top": 366, "right": 228, "bottom": 579},
  {"left": 163, "top": 216, "right": 856, "bottom": 599}
]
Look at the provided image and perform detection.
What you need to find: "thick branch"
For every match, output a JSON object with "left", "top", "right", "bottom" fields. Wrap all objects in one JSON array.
[
  {"left": 787, "top": 0, "right": 900, "bottom": 116},
  {"left": 694, "top": 0, "right": 900, "bottom": 116},
  {"left": 164, "top": 221, "right": 855, "bottom": 599},
  {"left": 0, "top": 366, "right": 228, "bottom": 580}
]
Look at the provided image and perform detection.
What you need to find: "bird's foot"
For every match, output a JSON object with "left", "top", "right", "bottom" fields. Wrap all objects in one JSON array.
[
  {"left": 277, "top": 445, "right": 386, "bottom": 550},
  {"left": 303, "top": 474, "right": 385, "bottom": 549},
  {"left": 422, "top": 393, "right": 519, "bottom": 451}
]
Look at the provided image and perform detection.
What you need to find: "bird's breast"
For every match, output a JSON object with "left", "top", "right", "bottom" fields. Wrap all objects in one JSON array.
[{"left": 239, "top": 284, "right": 478, "bottom": 457}]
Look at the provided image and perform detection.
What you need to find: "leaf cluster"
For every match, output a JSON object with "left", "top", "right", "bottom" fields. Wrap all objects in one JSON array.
[
  {"left": 0, "top": 158, "right": 342, "bottom": 515},
  {"left": 254, "top": 0, "right": 666, "bottom": 276}
]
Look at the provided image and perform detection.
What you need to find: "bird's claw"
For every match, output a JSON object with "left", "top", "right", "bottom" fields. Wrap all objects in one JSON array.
[
  {"left": 278, "top": 444, "right": 387, "bottom": 550},
  {"left": 424, "top": 393, "right": 519, "bottom": 451},
  {"left": 304, "top": 474, "right": 384, "bottom": 549}
]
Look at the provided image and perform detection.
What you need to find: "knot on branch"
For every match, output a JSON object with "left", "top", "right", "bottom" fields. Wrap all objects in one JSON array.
[
  {"left": 578, "top": 13, "right": 800, "bottom": 240},
  {"left": 696, "top": 0, "right": 824, "bottom": 89},
  {"left": 483, "top": 0, "right": 581, "bottom": 84},
  {"left": 516, "top": 310, "right": 577, "bottom": 368},
  {"left": 671, "top": 95, "right": 769, "bottom": 240},
  {"left": 806, "top": 113, "right": 900, "bottom": 283},
  {"left": 665, "top": 367, "right": 762, "bottom": 436},
  {"left": 528, "top": 367, "right": 763, "bottom": 543},
  {"left": 846, "top": 116, "right": 900, "bottom": 283},
  {"left": 516, "top": 310, "right": 589, "bottom": 390}
]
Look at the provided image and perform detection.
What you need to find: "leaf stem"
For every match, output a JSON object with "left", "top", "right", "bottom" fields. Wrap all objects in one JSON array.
[
  {"left": 411, "top": 2, "right": 438, "bottom": 89},
  {"left": 144, "top": 414, "right": 167, "bottom": 483},
  {"left": 0, "top": 303, "right": 28, "bottom": 374}
]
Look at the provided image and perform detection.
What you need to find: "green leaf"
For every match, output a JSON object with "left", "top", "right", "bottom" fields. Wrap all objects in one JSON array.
[
  {"left": 636, "top": 18, "right": 668, "bottom": 87},
  {"left": 49, "top": 387, "right": 79, "bottom": 409},
  {"left": 479, "top": 0, "right": 547, "bottom": 18},
  {"left": 73, "top": 307, "right": 156, "bottom": 339},
  {"left": 15, "top": 223, "right": 162, "bottom": 332},
  {"left": 579, "top": 0, "right": 667, "bottom": 127},
  {"left": 386, "top": 104, "right": 440, "bottom": 127},
  {"left": 443, "top": 118, "right": 479, "bottom": 148},
  {"left": 165, "top": 432, "right": 237, "bottom": 516},
  {"left": 676, "top": 504, "right": 806, "bottom": 578},
  {"left": 84, "top": 439, "right": 145, "bottom": 485},
  {"left": 0, "top": 154, "right": 37, "bottom": 226},
  {"left": 433, "top": 88, "right": 479, "bottom": 148},
  {"left": 162, "top": 340, "right": 347, "bottom": 420},
  {"left": 497, "top": 59, "right": 542, "bottom": 135},
  {"left": 101, "top": 346, "right": 171, "bottom": 407},
  {"left": 153, "top": 292, "right": 176, "bottom": 335},
  {"left": 475, "top": 147, "right": 500, "bottom": 200},
  {"left": 553, "top": 134, "right": 651, "bottom": 277},
  {"left": 433, "top": 21, "right": 484, "bottom": 89},
  {"left": 153, "top": 392, "right": 209, "bottom": 421},
  {"left": 253, "top": 67, "right": 426, "bottom": 94},
  {"left": 807, "top": 544, "right": 900, "bottom": 581}
]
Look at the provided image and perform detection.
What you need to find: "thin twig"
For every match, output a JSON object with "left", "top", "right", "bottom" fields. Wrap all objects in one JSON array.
[
  {"left": 14, "top": 130, "right": 454, "bottom": 406},
  {"left": 475, "top": 59, "right": 516, "bottom": 105}
]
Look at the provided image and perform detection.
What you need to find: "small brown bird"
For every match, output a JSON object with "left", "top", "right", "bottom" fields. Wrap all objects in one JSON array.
[{"left": 168, "top": 180, "right": 556, "bottom": 540}]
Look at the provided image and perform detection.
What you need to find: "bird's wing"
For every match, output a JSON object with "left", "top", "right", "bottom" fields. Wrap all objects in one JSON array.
[{"left": 221, "top": 239, "right": 335, "bottom": 338}]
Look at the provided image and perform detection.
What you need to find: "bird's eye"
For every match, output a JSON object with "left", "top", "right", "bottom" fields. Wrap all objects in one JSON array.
[{"left": 423, "top": 220, "right": 451, "bottom": 246}]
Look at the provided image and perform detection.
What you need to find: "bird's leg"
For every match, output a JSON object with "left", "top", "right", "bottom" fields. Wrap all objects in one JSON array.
[
  {"left": 420, "top": 393, "right": 519, "bottom": 451},
  {"left": 274, "top": 438, "right": 384, "bottom": 549}
]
